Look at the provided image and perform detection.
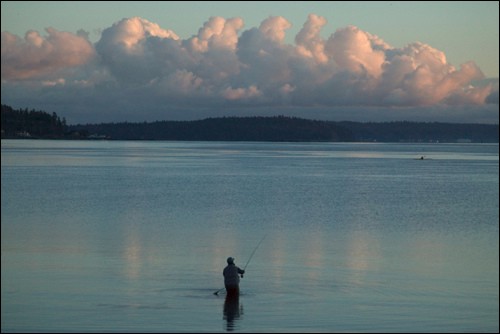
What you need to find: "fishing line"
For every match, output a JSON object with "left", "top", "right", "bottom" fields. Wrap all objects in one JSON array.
[{"left": 242, "top": 234, "right": 266, "bottom": 272}]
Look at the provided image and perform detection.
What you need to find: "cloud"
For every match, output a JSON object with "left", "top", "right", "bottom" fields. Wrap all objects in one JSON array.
[
  {"left": 223, "top": 85, "right": 261, "bottom": 100},
  {"left": 325, "top": 25, "right": 388, "bottom": 77},
  {"left": 188, "top": 16, "right": 243, "bottom": 52},
  {"left": 1, "top": 28, "right": 94, "bottom": 80},
  {"left": 95, "top": 17, "right": 183, "bottom": 84},
  {"left": 295, "top": 14, "right": 328, "bottom": 64},
  {"left": 380, "top": 44, "right": 487, "bottom": 105},
  {"left": 1, "top": 15, "right": 498, "bottom": 123}
]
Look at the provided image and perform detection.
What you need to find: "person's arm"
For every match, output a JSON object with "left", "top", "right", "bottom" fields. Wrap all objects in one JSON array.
[{"left": 237, "top": 267, "right": 245, "bottom": 277}]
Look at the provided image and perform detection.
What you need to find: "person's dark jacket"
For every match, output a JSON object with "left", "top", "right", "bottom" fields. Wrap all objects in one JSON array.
[{"left": 223, "top": 263, "right": 244, "bottom": 287}]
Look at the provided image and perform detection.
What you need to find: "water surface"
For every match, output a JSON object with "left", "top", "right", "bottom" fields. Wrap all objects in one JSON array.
[{"left": 2, "top": 140, "right": 498, "bottom": 332}]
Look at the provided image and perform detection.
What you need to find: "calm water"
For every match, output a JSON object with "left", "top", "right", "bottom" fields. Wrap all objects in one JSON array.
[{"left": 1, "top": 140, "right": 498, "bottom": 333}]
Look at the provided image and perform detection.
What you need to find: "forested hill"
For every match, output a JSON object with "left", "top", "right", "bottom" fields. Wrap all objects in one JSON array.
[
  {"left": 1, "top": 104, "right": 498, "bottom": 142},
  {"left": 69, "top": 116, "right": 355, "bottom": 142},
  {"left": 1, "top": 104, "right": 67, "bottom": 139},
  {"left": 69, "top": 117, "right": 498, "bottom": 142},
  {"left": 338, "top": 121, "right": 499, "bottom": 143}
]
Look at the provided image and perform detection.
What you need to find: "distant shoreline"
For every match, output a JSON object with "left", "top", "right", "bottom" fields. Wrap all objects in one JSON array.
[
  {"left": 66, "top": 117, "right": 499, "bottom": 143},
  {"left": 2, "top": 104, "right": 498, "bottom": 143}
]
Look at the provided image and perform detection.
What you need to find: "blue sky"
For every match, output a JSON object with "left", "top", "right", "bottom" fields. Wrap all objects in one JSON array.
[{"left": 1, "top": 1, "right": 498, "bottom": 123}]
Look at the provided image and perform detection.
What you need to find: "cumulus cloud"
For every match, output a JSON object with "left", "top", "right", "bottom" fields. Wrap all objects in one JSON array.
[
  {"left": 1, "top": 28, "right": 94, "bottom": 80},
  {"left": 95, "top": 17, "right": 183, "bottom": 84},
  {"left": 325, "top": 25, "right": 388, "bottom": 77},
  {"left": 295, "top": 14, "right": 328, "bottom": 64},
  {"left": 188, "top": 16, "right": 243, "bottom": 52},
  {"left": 1, "top": 14, "right": 497, "bottom": 123}
]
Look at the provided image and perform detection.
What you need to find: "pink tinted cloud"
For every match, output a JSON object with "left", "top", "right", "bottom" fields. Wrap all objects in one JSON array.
[
  {"left": 103, "top": 15, "right": 490, "bottom": 106},
  {"left": 1, "top": 14, "right": 497, "bottom": 114},
  {"left": 1, "top": 28, "right": 94, "bottom": 80}
]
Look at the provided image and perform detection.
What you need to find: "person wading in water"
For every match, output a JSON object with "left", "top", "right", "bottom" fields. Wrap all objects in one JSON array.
[{"left": 223, "top": 257, "right": 245, "bottom": 297}]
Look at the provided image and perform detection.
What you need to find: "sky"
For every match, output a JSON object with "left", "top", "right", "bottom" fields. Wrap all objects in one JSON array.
[{"left": 1, "top": 1, "right": 498, "bottom": 124}]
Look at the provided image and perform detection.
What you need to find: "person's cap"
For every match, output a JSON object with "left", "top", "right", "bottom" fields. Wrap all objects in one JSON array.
[{"left": 227, "top": 257, "right": 235, "bottom": 264}]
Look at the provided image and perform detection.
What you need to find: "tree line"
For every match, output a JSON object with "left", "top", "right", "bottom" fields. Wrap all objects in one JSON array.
[
  {"left": 1, "top": 104, "right": 498, "bottom": 142},
  {"left": 338, "top": 121, "right": 499, "bottom": 143},
  {"left": 69, "top": 116, "right": 356, "bottom": 142},
  {"left": 1, "top": 104, "right": 67, "bottom": 139}
]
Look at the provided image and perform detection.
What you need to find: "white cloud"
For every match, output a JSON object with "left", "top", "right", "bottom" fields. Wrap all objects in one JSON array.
[
  {"left": 295, "top": 14, "right": 328, "bottom": 64},
  {"left": 325, "top": 25, "right": 387, "bottom": 77},
  {"left": 1, "top": 14, "right": 497, "bottom": 123},
  {"left": 259, "top": 16, "right": 292, "bottom": 43},
  {"left": 1, "top": 28, "right": 94, "bottom": 80},
  {"left": 187, "top": 16, "right": 243, "bottom": 52}
]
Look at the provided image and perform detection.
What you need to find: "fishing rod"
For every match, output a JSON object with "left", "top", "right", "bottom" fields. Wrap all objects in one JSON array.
[
  {"left": 213, "top": 235, "right": 266, "bottom": 295},
  {"left": 242, "top": 234, "right": 266, "bottom": 275}
]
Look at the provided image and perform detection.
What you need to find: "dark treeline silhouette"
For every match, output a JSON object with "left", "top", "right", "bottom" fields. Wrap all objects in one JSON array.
[
  {"left": 1, "top": 104, "right": 498, "bottom": 142},
  {"left": 70, "top": 117, "right": 499, "bottom": 142},
  {"left": 1, "top": 104, "right": 67, "bottom": 139},
  {"left": 70, "top": 116, "right": 355, "bottom": 141},
  {"left": 339, "top": 121, "right": 499, "bottom": 143}
]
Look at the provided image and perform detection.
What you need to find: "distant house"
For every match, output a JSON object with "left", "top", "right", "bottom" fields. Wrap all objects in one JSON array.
[{"left": 16, "top": 131, "right": 32, "bottom": 138}]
